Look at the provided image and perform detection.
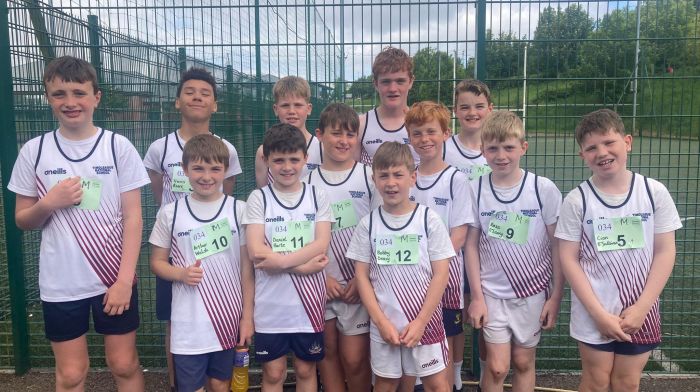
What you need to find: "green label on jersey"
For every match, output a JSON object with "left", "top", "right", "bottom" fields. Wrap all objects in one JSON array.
[
  {"left": 375, "top": 234, "right": 420, "bottom": 265},
  {"left": 487, "top": 211, "right": 530, "bottom": 245},
  {"left": 331, "top": 199, "right": 358, "bottom": 231},
  {"left": 467, "top": 164, "right": 492, "bottom": 181},
  {"left": 77, "top": 179, "right": 102, "bottom": 211},
  {"left": 190, "top": 218, "right": 232, "bottom": 259},
  {"left": 171, "top": 166, "right": 192, "bottom": 193},
  {"left": 271, "top": 220, "right": 314, "bottom": 252},
  {"left": 593, "top": 216, "right": 645, "bottom": 252}
]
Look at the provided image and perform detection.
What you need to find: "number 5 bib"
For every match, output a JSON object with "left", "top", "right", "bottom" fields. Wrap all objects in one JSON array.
[
  {"left": 487, "top": 211, "right": 530, "bottom": 245},
  {"left": 593, "top": 216, "right": 645, "bottom": 252}
]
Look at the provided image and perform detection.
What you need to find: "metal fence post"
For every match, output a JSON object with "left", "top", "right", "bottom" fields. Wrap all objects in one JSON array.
[
  {"left": 178, "top": 47, "right": 187, "bottom": 74},
  {"left": 88, "top": 15, "right": 105, "bottom": 123},
  {"left": 0, "top": 0, "right": 30, "bottom": 375},
  {"left": 475, "top": 0, "right": 486, "bottom": 81}
]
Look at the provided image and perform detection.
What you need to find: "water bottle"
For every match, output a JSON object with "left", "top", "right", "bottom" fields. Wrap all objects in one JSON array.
[{"left": 230, "top": 347, "right": 249, "bottom": 392}]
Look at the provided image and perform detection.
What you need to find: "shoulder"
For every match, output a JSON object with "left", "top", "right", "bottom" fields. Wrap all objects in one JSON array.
[{"left": 220, "top": 136, "right": 238, "bottom": 152}]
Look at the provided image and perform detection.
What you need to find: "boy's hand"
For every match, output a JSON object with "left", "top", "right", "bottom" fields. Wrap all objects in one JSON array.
[
  {"left": 44, "top": 176, "right": 83, "bottom": 210},
  {"left": 540, "top": 297, "right": 561, "bottom": 330},
  {"left": 238, "top": 317, "right": 254, "bottom": 347},
  {"left": 253, "top": 251, "right": 285, "bottom": 271},
  {"left": 293, "top": 254, "right": 329, "bottom": 275},
  {"left": 468, "top": 297, "right": 488, "bottom": 329},
  {"left": 399, "top": 319, "right": 427, "bottom": 348},
  {"left": 594, "top": 311, "right": 632, "bottom": 342},
  {"left": 181, "top": 260, "right": 204, "bottom": 286},
  {"left": 377, "top": 319, "right": 400, "bottom": 346},
  {"left": 619, "top": 304, "right": 648, "bottom": 335},
  {"left": 341, "top": 278, "right": 361, "bottom": 304},
  {"left": 326, "top": 276, "right": 345, "bottom": 300},
  {"left": 102, "top": 280, "right": 132, "bottom": 316}
]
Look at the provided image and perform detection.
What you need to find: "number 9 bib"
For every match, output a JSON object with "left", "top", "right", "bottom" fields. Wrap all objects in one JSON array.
[
  {"left": 190, "top": 218, "right": 232, "bottom": 259},
  {"left": 487, "top": 211, "right": 530, "bottom": 245}
]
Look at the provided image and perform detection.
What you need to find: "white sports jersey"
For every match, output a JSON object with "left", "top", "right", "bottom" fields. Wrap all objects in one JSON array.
[
  {"left": 472, "top": 172, "right": 557, "bottom": 299},
  {"left": 168, "top": 196, "right": 243, "bottom": 354},
  {"left": 143, "top": 130, "right": 242, "bottom": 205},
  {"left": 410, "top": 167, "right": 472, "bottom": 309},
  {"left": 366, "top": 205, "right": 445, "bottom": 345},
  {"left": 359, "top": 108, "right": 419, "bottom": 166},
  {"left": 571, "top": 174, "right": 665, "bottom": 344},
  {"left": 256, "top": 183, "right": 326, "bottom": 333},
  {"left": 442, "top": 135, "right": 489, "bottom": 181},
  {"left": 306, "top": 162, "right": 373, "bottom": 285},
  {"left": 8, "top": 128, "right": 149, "bottom": 301},
  {"left": 266, "top": 135, "right": 323, "bottom": 185}
]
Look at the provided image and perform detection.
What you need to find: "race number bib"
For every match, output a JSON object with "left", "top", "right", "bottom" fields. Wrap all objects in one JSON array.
[
  {"left": 271, "top": 221, "right": 314, "bottom": 252},
  {"left": 375, "top": 234, "right": 419, "bottom": 265},
  {"left": 593, "top": 216, "right": 645, "bottom": 252},
  {"left": 190, "top": 218, "right": 233, "bottom": 259},
  {"left": 487, "top": 211, "right": 530, "bottom": 245},
  {"left": 466, "top": 164, "right": 492, "bottom": 181},
  {"left": 171, "top": 166, "right": 192, "bottom": 193},
  {"left": 49, "top": 176, "right": 103, "bottom": 211},
  {"left": 331, "top": 199, "right": 358, "bottom": 231}
]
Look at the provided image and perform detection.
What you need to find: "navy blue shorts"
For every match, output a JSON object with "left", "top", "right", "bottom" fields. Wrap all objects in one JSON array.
[
  {"left": 254, "top": 332, "right": 324, "bottom": 362},
  {"left": 173, "top": 349, "right": 235, "bottom": 391},
  {"left": 442, "top": 308, "right": 464, "bottom": 337},
  {"left": 582, "top": 340, "right": 659, "bottom": 355},
  {"left": 42, "top": 284, "right": 140, "bottom": 342},
  {"left": 155, "top": 274, "right": 172, "bottom": 321}
]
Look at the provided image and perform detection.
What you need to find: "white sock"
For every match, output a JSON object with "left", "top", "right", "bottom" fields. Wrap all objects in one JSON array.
[
  {"left": 479, "top": 358, "right": 486, "bottom": 385},
  {"left": 415, "top": 377, "right": 423, "bottom": 386},
  {"left": 454, "top": 360, "right": 463, "bottom": 389}
]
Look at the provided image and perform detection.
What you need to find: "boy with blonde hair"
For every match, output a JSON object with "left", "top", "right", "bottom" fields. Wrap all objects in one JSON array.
[
  {"left": 465, "top": 111, "right": 563, "bottom": 392},
  {"left": 347, "top": 142, "right": 455, "bottom": 392},
  {"left": 149, "top": 134, "right": 253, "bottom": 392},
  {"left": 255, "top": 76, "right": 323, "bottom": 187},
  {"left": 9, "top": 56, "right": 147, "bottom": 391},
  {"left": 357, "top": 47, "right": 419, "bottom": 166},
  {"left": 406, "top": 101, "right": 472, "bottom": 391},
  {"left": 556, "top": 109, "right": 681, "bottom": 392}
]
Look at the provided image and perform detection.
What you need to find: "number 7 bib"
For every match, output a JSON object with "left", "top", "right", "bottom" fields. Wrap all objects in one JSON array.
[{"left": 190, "top": 218, "right": 232, "bottom": 259}]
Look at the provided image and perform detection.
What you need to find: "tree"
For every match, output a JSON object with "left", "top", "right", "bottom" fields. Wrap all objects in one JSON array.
[
  {"left": 485, "top": 30, "right": 526, "bottom": 84},
  {"left": 347, "top": 75, "right": 374, "bottom": 100},
  {"left": 531, "top": 5, "right": 593, "bottom": 77},
  {"left": 410, "top": 47, "right": 467, "bottom": 105}
]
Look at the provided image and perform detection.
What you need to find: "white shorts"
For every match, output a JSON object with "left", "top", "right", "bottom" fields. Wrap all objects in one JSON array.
[
  {"left": 370, "top": 339, "right": 448, "bottom": 378},
  {"left": 324, "top": 300, "right": 370, "bottom": 335},
  {"left": 483, "top": 291, "right": 546, "bottom": 348}
]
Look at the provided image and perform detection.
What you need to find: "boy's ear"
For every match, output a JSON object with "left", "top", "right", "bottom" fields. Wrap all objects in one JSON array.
[
  {"left": 624, "top": 134, "right": 633, "bottom": 151},
  {"left": 94, "top": 90, "right": 102, "bottom": 108},
  {"left": 315, "top": 128, "right": 323, "bottom": 139}
]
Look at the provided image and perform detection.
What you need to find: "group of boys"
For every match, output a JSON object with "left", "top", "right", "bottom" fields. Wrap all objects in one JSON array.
[{"left": 8, "top": 46, "right": 681, "bottom": 392}]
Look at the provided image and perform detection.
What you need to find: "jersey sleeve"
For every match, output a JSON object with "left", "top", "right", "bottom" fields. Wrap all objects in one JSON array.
[
  {"left": 345, "top": 214, "right": 372, "bottom": 263},
  {"left": 427, "top": 209, "right": 457, "bottom": 261},
  {"left": 8, "top": 137, "right": 40, "bottom": 197},
  {"left": 241, "top": 189, "right": 265, "bottom": 225},
  {"left": 115, "top": 134, "right": 150, "bottom": 192},
  {"left": 554, "top": 188, "right": 584, "bottom": 242},
  {"left": 149, "top": 202, "right": 175, "bottom": 249},
  {"left": 143, "top": 137, "right": 165, "bottom": 173},
  {"left": 467, "top": 179, "right": 482, "bottom": 229},
  {"left": 314, "top": 187, "right": 334, "bottom": 222},
  {"left": 450, "top": 171, "right": 474, "bottom": 228},
  {"left": 222, "top": 138, "right": 243, "bottom": 177},
  {"left": 235, "top": 199, "right": 247, "bottom": 246},
  {"left": 649, "top": 178, "right": 682, "bottom": 233},
  {"left": 539, "top": 176, "right": 562, "bottom": 226}
]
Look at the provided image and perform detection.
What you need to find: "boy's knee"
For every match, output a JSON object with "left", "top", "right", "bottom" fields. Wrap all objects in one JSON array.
[
  {"left": 294, "top": 360, "right": 317, "bottom": 380},
  {"left": 263, "top": 365, "right": 287, "bottom": 385},
  {"left": 582, "top": 370, "right": 611, "bottom": 392},
  {"left": 611, "top": 374, "right": 640, "bottom": 392},
  {"left": 511, "top": 354, "right": 534, "bottom": 373},
  {"left": 106, "top": 353, "right": 140, "bottom": 379},
  {"left": 56, "top": 361, "right": 89, "bottom": 389},
  {"left": 486, "top": 361, "right": 509, "bottom": 381}
]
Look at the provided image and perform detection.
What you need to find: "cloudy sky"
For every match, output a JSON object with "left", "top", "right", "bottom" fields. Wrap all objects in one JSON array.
[{"left": 38, "top": 0, "right": 617, "bottom": 82}]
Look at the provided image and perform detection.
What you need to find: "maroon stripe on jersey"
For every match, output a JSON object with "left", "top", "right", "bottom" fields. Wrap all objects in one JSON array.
[
  {"left": 360, "top": 148, "right": 372, "bottom": 166},
  {"left": 290, "top": 273, "right": 326, "bottom": 332},
  {"left": 36, "top": 175, "right": 47, "bottom": 196},
  {"left": 58, "top": 212, "right": 118, "bottom": 286},
  {"left": 442, "top": 254, "right": 464, "bottom": 309},
  {"left": 170, "top": 239, "right": 187, "bottom": 267},
  {"left": 197, "top": 256, "right": 242, "bottom": 350},
  {"left": 329, "top": 227, "right": 355, "bottom": 282},
  {"left": 267, "top": 169, "right": 274, "bottom": 185}
]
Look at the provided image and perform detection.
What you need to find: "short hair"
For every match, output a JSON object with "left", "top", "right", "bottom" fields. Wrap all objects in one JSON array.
[
  {"left": 481, "top": 110, "right": 525, "bottom": 144},
  {"left": 273, "top": 76, "right": 311, "bottom": 103},
  {"left": 405, "top": 101, "right": 451, "bottom": 133},
  {"left": 263, "top": 123, "right": 308, "bottom": 158},
  {"left": 372, "top": 142, "right": 415, "bottom": 173},
  {"left": 317, "top": 103, "right": 360, "bottom": 134},
  {"left": 575, "top": 109, "right": 625, "bottom": 146},
  {"left": 177, "top": 67, "right": 217, "bottom": 99},
  {"left": 43, "top": 56, "right": 99, "bottom": 94},
  {"left": 182, "top": 134, "right": 230, "bottom": 169},
  {"left": 372, "top": 47, "right": 414, "bottom": 80},
  {"left": 454, "top": 79, "right": 492, "bottom": 105}
]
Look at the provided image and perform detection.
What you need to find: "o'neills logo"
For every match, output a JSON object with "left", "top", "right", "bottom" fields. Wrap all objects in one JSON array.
[
  {"left": 356, "top": 321, "right": 369, "bottom": 329},
  {"left": 177, "top": 231, "right": 190, "bottom": 237},
  {"left": 167, "top": 162, "right": 181, "bottom": 168},
  {"left": 265, "top": 216, "right": 285, "bottom": 223},
  {"left": 365, "top": 138, "right": 382, "bottom": 145},
  {"left": 44, "top": 168, "right": 67, "bottom": 175},
  {"left": 421, "top": 359, "right": 439, "bottom": 368}
]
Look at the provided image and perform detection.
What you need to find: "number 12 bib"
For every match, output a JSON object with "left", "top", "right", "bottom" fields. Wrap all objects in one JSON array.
[{"left": 375, "top": 234, "right": 419, "bottom": 265}]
